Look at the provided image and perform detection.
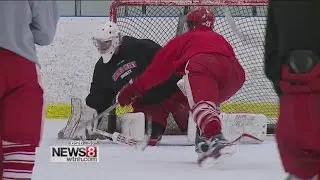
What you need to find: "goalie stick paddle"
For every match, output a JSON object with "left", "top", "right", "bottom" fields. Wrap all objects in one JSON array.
[{"left": 93, "top": 119, "right": 152, "bottom": 151}]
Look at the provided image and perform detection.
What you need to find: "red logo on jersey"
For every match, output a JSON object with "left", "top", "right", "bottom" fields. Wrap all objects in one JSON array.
[{"left": 112, "top": 61, "right": 137, "bottom": 81}]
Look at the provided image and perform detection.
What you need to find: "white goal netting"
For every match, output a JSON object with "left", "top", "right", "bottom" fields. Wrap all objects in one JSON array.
[{"left": 110, "top": 0, "right": 275, "bottom": 134}]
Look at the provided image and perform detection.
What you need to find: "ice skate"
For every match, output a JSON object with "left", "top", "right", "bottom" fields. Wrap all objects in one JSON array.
[
  {"left": 195, "top": 127, "right": 236, "bottom": 168},
  {"left": 148, "top": 135, "right": 162, "bottom": 146},
  {"left": 147, "top": 121, "right": 164, "bottom": 146}
]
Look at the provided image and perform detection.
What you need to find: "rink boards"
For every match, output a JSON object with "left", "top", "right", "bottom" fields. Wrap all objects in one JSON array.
[{"left": 45, "top": 103, "right": 278, "bottom": 120}]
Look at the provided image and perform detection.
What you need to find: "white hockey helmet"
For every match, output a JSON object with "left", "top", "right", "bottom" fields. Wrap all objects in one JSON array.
[{"left": 92, "top": 21, "right": 121, "bottom": 63}]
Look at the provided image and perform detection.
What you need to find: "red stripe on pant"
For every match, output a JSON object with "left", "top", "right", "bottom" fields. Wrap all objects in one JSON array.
[
  {"left": 0, "top": 48, "right": 43, "bottom": 179},
  {"left": 3, "top": 141, "right": 36, "bottom": 179}
]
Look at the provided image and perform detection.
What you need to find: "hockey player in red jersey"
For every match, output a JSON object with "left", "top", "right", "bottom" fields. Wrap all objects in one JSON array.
[
  {"left": 264, "top": 1, "right": 320, "bottom": 179},
  {"left": 0, "top": 1, "right": 59, "bottom": 179},
  {"left": 117, "top": 7, "right": 245, "bottom": 166}
]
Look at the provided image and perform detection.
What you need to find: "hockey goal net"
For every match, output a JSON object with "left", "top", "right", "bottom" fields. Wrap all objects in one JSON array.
[{"left": 110, "top": 0, "right": 276, "bottom": 134}]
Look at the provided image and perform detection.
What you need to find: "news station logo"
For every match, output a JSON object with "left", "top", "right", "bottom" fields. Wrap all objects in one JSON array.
[{"left": 50, "top": 146, "right": 99, "bottom": 162}]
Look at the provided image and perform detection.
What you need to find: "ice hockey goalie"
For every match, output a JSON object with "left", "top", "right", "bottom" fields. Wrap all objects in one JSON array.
[{"left": 58, "top": 21, "right": 190, "bottom": 146}]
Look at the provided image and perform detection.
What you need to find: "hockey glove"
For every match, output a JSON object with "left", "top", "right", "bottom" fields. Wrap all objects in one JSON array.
[{"left": 118, "top": 81, "right": 143, "bottom": 106}]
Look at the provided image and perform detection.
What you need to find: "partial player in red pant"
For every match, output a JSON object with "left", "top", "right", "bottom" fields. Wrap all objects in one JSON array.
[
  {"left": 264, "top": 1, "right": 320, "bottom": 179},
  {"left": 0, "top": 1, "right": 59, "bottom": 179},
  {"left": 117, "top": 7, "right": 245, "bottom": 166},
  {"left": 132, "top": 90, "right": 189, "bottom": 145}
]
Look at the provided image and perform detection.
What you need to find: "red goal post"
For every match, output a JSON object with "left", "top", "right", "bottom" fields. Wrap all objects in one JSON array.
[{"left": 109, "top": 0, "right": 276, "bottom": 135}]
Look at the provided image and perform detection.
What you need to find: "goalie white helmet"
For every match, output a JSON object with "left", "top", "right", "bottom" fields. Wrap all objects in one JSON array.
[{"left": 92, "top": 21, "right": 121, "bottom": 63}]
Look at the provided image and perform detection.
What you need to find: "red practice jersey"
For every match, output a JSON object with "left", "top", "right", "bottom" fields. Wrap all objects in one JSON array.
[{"left": 136, "top": 28, "right": 237, "bottom": 93}]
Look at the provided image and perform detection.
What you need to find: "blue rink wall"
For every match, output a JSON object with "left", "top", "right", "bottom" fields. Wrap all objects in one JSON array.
[{"left": 38, "top": 17, "right": 278, "bottom": 121}]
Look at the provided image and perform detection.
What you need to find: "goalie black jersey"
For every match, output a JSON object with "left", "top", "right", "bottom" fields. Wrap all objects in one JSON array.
[{"left": 86, "top": 36, "right": 181, "bottom": 113}]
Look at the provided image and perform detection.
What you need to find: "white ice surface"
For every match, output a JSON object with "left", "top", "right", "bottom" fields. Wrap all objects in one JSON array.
[{"left": 32, "top": 121, "right": 286, "bottom": 180}]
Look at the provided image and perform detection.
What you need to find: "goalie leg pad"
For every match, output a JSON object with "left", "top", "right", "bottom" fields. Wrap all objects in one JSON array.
[
  {"left": 187, "top": 113, "right": 267, "bottom": 144},
  {"left": 119, "top": 112, "right": 145, "bottom": 141},
  {"left": 58, "top": 98, "right": 99, "bottom": 140},
  {"left": 220, "top": 113, "right": 267, "bottom": 144},
  {"left": 119, "top": 112, "right": 164, "bottom": 146},
  {"left": 58, "top": 98, "right": 82, "bottom": 139},
  {"left": 132, "top": 102, "right": 168, "bottom": 129}
]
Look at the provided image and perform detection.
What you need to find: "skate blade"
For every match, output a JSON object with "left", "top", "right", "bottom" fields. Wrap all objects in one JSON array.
[{"left": 198, "top": 145, "right": 236, "bottom": 168}]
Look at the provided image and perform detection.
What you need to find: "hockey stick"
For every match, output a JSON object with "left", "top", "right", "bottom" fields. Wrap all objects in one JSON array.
[
  {"left": 73, "top": 102, "right": 119, "bottom": 131},
  {"left": 72, "top": 85, "right": 130, "bottom": 131},
  {"left": 62, "top": 100, "right": 151, "bottom": 150},
  {"left": 223, "top": 8, "right": 245, "bottom": 42},
  {"left": 93, "top": 119, "right": 152, "bottom": 151},
  {"left": 223, "top": 7, "right": 261, "bottom": 46},
  {"left": 58, "top": 101, "right": 120, "bottom": 140},
  {"left": 92, "top": 87, "right": 152, "bottom": 150},
  {"left": 85, "top": 101, "right": 152, "bottom": 150}
]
